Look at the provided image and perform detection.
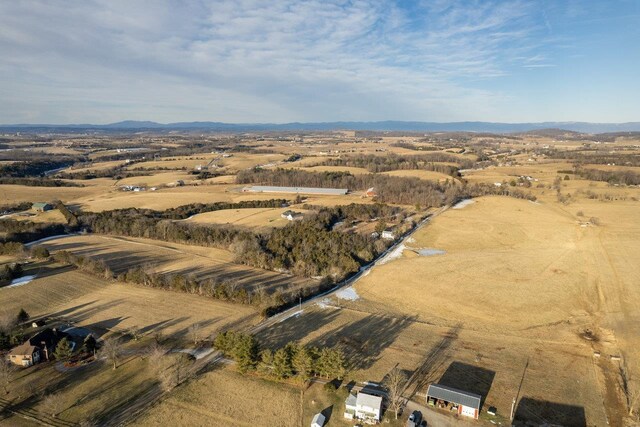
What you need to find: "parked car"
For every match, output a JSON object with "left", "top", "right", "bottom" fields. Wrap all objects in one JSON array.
[{"left": 406, "top": 410, "right": 422, "bottom": 427}]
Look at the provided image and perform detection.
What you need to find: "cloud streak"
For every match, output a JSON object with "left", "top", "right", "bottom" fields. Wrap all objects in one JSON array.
[{"left": 0, "top": 0, "right": 635, "bottom": 123}]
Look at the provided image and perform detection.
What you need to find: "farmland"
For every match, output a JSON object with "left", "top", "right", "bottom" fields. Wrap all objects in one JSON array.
[{"left": 1, "top": 130, "right": 639, "bottom": 426}]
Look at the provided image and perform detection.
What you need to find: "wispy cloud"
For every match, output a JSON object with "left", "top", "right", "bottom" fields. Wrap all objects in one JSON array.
[{"left": 0, "top": 0, "right": 615, "bottom": 123}]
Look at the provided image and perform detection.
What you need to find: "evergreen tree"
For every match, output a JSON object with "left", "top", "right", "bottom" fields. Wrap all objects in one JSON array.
[
  {"left": 53, "top": 337, "right": 73, "bottom": 361},
  {"left": 83, "top": 335, "right": 97, "bottom": 354},
  {"left": 272, "top": 348, "right": 293, "bottom": 380},
  {"left": 292, "top": 346, "right": 314, "bottom": 381},
  {"left": 257, "top": 349, "right": 273, "bottom": 375},
  {"left": 232, "top": 334, "right": 258, "bottom": 374},
  {"left": 16, "top": 308, "right": 29, "bottom": 323}
]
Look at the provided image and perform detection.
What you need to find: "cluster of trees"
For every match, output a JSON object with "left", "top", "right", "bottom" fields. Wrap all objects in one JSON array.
[
  {"left": 238, "top": 168, "right": 535, "bottom": 208},
  {"left": 574, "top": 168, "right": 640, "bottom": 186},
  {"left": 389, "top": 142, "right": 439, "bottom": 151},
  {"left": 0, "top": 159, "right": 72, "bottom": 177},
  {"left": 0, "top": 241, "right": 25, "bottom": 255},
  {"left": 0, "top": 177, "right": 82, "bottom": 187},
  {"left": 257, "top": 342, "right": 346, "bottom": 381},
  {"left": 53, "top": 251, "right": 113, "bottom": 279},
  {"left": 321, "top": 152, "right": 471, "bottom": 174},
  {"left": 544, "top": 150, "right": 640, "bottom": 167},
  {"left": 0, "top": 308, "right": 30, "bottom": 350},
  {"left": 237, "top": 168, "right": 450, "bottom": 207},
  {"left": 0, "top": 219, "right": 67, "bottom": 244},
  {"left": 56, "top": 167, "right": 150, "bottom": 180},
  {"left": 0, "top": 263, "right": 23, "bottom": 285},
  {"left": 0, "top": 202, "right": 32, "bottom": 214},
  {"left": 213, "top": 331, "right": 346, "bottom": 381},
  {"left": 0, "top": 242, "right": 48, "bottom": 259}
]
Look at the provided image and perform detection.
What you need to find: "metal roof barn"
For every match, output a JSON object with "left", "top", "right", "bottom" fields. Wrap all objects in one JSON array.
[
  {"left": 243, "top": 185, "right": 348, "bottom": 195},
  {"left": 426, "top": 384, "right": 481, "bottom": 409}
]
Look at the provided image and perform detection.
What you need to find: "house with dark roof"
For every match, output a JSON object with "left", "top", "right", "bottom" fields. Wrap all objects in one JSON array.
[
  {"left": 426, "top": 383, "right": 481, "bottom": 419},
  {"left": 8, "top": 328, "right": 68, "bottom": 367}
]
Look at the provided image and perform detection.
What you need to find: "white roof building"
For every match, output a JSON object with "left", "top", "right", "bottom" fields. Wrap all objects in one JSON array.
[
  {"left": 311, "top": 412, "right": 325, "bottom": 427},
  {"left": 344, "top": 392, "right": 383, "bottom": 422}
]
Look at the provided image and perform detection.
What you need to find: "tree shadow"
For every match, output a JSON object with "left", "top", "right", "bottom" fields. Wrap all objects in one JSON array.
[
  {"left": 311, "top": 313, "right": 415, "bottom": 371},
  {"left": 514, "top": 397, "right": 586, "bottom": 427},
  {"left": 405, "top": 323, "right": 461, "bottom": 399},
  {"left": 256, "top": 308, "right": 341, "bottom": 349},
  {"left": 436, "top": 361, "right": 495, "bottom": 409}
]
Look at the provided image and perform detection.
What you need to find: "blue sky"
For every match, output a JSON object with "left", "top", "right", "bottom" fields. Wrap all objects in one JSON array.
[{"left": 1, "top": 0, "right": 638, "bottom": 124}]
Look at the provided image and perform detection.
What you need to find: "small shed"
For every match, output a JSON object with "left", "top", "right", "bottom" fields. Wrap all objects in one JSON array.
[
  {"left": 426, "top": 384, "right": 481, "bottom": 419},
  {"left": 32, "top": 202, "right": 53, "bottom": 212},
  {"left": 311, "top": 412, "right": 325, "bottom": 427}
]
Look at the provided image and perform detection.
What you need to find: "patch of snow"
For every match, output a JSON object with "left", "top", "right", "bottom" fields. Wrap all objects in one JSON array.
[
  {"left": 25, "top": 234, "right": 76, "bottom": 247},
  {"left": 3, "top": 275, "right": 37, "bottom": 288},
  {"left": 377, "top": 243, "right": 406, "bottom": 265},
  {"left": 316, "top": 298, "right": 336, "bottom": 309},
  {"left": 336, "top": 287, "right": 360, "bottom": 301},
  {"left": 453, "top": 199, "right": 475, "bottom": 209},
  {"left": 406, "top": 237, "right": 416, "bottom": 243},
  {"left": 528, "top": 200, "right": 540, "bottom": 205},
  {"left": 278, "top": 309, "right": 304, "bottom": 323},
  {"left": 417, "top": 248, "right": 446, "bottom": 256},
  {"left": 174, "top": 348, "right": 214, "bottom": 360}
]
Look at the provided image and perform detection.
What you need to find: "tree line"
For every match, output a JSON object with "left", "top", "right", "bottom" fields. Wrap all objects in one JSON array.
[
  {"left": 237, "top": 168, "right": 535, "bottom": 207},
  {"left": 573, "top": 167, "right": 640, "bottom": 186},
  {"left": 321, "top": 152, "right": 472, "bottom": 174},
  {"left": 0, "top": 159, "right": 73, "bottom": 177},
  {"left": 214, "top": 331, "right": 346, "bottom": 381}
]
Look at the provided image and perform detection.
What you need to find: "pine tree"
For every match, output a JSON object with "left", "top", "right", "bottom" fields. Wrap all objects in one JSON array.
[
  {"left": 233, "top": 334, "right": 258, "bottom": 374},
  {"left": 272, "top": 348, "right": 293, "bottom": 380},
  {"left": 53, "top": 337, "right": 73, "bottom": 361},
  {"left": 16, "top": 308, "right": 29, "bottom": 323},
  {"left": 292, "top": 346, "right": 314, "bottom": 381}
]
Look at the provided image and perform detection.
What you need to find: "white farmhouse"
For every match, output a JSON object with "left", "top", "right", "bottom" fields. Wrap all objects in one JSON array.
[{"left": 344, "top": 392, "right": 383, "bottom": 422}]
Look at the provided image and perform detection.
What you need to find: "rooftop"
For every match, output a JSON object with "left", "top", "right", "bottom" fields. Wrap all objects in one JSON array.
[
  {"left": 243, "top": 185, "right": 348, "bottom": 195},
  {"left": 356, "top": 392, "right": 383, "bottom": 409},
  {"left": 427, "top": 384, "right": 481, "bottom": 409}
]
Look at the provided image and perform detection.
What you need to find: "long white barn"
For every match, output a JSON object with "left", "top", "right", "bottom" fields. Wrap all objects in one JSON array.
[{"left": 242, "top": 185, "right": 348, "bottom": 195}]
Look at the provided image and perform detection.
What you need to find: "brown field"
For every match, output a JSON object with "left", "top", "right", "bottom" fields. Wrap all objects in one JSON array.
[
  {"left": 185, "top": 207, "right": 313, "bottom": 230},
  {"left": 63, "top": 160, "right": 128, "bottom": 173},
  {"left": 291, "top": 165, "right": 370, "bottom": 175},
  {"left": 128, "top": 155, "right": 216, "bottom": 170},
  {"left": 381, "top": 169, "right": 454, "bottom": 181},
  {"left": 138, "top": 369, "right": 301, "bottom": 427},
  {"left": 1, "top": 260, "right": 257, "bottom": 339},
  {"left": 5, "top": 209, "right": 68, "bottom": 224},
  {"left": 0, "top": 184, "right": 103, "bottom": 205},
  {"left": 38, "top": 234, "right": 316, "bottom": 296},
  {"left": 115, "top": 171, "right": 195, "bottom": 187}
]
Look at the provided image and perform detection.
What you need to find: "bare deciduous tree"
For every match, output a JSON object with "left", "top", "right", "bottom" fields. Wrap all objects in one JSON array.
[
  {"left": 127, "top": 326, "right": 142, "bottom": 341},
  {"left": 0, "top": 311, "right": 16, "bottom": 334},
  {"left": 188, "top": 323, "right": 200, "bottom": 346},
  {"left": 41, "top": 393, "right": 64, "bottom": 418},
  {"left": 145, "top": 342, "right": 167, "bottom": 373},
  {"left": 0, "top": 361, "right": 15, "bottom": 394},
  {"left": 384, "top": 366, "right": 407, "bottom": 420},
  {"left": 101, "top": 338, "right": 122, "bottom": 370}
]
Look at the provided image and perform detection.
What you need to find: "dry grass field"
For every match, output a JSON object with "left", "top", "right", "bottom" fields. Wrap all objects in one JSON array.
[
  {"left": 381, "top": 169, "right": 454, "bottom": 181},
  {"left": 138, "top": 369, "right": 301, "bottom": 427},
  {"left": 6, "top": 209, "right": 68, "bottom": 224},
  {"left": 185, "top": 207, "right": 313, "bottom": 230},
  {"left": 38, "top": 235, "right": 315, "bottom": 296}
]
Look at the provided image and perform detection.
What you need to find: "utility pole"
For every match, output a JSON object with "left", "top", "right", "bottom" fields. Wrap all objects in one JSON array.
[
  {"left": 299, "top": 296, "right": 302, "bottom": 311},
  {"left": 510, "top": 397, "right": 516, "bottom": 422}
]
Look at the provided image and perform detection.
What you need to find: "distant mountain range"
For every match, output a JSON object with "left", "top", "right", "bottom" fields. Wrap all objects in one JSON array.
[{"left": 1, "top": 120, "right": 640, "bottom": 134}]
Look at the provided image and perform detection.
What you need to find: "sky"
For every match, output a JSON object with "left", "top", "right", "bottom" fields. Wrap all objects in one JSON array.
[{"left": 1, "top": 0, "right": 639, "bottom": 124}]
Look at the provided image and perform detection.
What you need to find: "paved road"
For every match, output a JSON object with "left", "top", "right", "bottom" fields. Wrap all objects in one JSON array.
[{"left": 253, "top": 205, "right": 449, "bottom": 334}]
